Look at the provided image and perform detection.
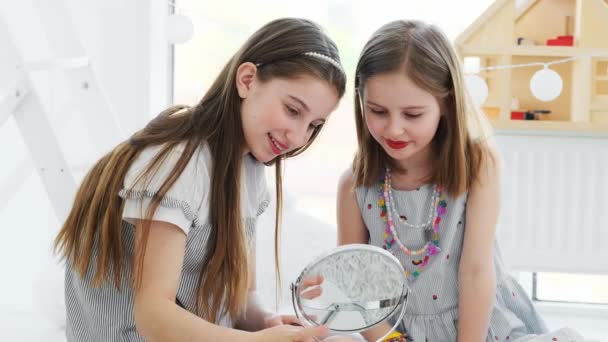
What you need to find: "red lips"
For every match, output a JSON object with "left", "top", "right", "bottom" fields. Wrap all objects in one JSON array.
[
  {"left": 270, "top": 136, "right": 282, "bottom": 155},
  {"left": 386, "top": 139, "right": 408, "bottom": 149},
  {"left": 273, "top": 137, "right": 288, "bottom": 150},
  {"left": 269, "top": 133, "right": 288, "bottom": 155}
]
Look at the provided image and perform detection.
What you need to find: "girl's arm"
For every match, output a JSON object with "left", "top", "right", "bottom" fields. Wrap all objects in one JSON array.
[
  {"left": 336, "top": 169, "right": 369, "bottom": 245},
  {"left": 337, "top": 170, "right": 392, "bottom": 341},
  {"left": 457, "top": 147, "right": 502, "bottom": 342},
  {"left": 133, "top": 220, "right": 254, "bottom": 341},
  {"left": 132, "top": 221, "right": 329, "bottom": 342}
]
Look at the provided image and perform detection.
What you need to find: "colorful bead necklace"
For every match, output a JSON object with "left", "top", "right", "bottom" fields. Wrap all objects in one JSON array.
[
  {"left": 388, "top": 183, "right": 438, "bottom": 229},
  {"left": 379, "top": 167, "right": 447, "bottom": 281}
]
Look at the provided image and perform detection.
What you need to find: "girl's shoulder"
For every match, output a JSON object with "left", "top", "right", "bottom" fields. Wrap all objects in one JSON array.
[
  {"left": 337, "top": 167, "right": 380, "bottom": 192},
  {"left": 338, "top": 167, "right": 374, "bottom": 200},
  {"left": 337, "top": 167, "right": 355, "bottom": 193},
  {"left": 337, "top": 167, "right": 381, "bottom": 211},
  {"left": 122, "top": 142, "right": 212, "bottom": 205},
  {"left": 128, "top": 141, "right": 211, "bottom": 178},
  {"left": 119, "top": 142, "right": 213, "bottom": 232}
]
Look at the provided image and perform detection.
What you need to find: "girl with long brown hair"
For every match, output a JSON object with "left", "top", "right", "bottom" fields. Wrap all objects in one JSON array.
[
  {"left": 336, "top": 20, "right": 583, "bottom": 342},
  {"left": 54, "top": 18, "right": 346, "bottom": 341}
]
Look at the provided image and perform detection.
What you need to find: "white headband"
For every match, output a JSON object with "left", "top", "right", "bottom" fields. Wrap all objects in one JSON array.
[
  {"left": 255, "top": 51, "right": 345, "bottom": 75},
  {"left": 302, "top": 51, "right": 344, "bottom": 74}
]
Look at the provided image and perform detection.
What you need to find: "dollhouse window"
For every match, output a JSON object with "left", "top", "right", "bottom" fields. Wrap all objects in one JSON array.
[
  {"left": 597, "top": 61, "right": 608, "bottom": 78},
  {"left": 598, "top": 82, "right": 608, "bottom": 96},
  {"left": 594, "top": 60, "right": 608, "bottom": 98}
]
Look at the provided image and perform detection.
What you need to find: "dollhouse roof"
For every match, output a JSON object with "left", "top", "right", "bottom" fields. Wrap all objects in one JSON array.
[
  {"left": 456, "top": 0, "right": 608, "bottom": 50},
  {"left": 454, "top": 0, "right": 511, "bottom": 47}
]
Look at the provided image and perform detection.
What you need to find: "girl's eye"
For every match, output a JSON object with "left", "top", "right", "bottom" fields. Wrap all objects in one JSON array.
[
  {"left": 286, "top": 105, "right": 299, "bottom": 116},
  {"left": 308, "top": 123, "right": 323, "bottom": 131},
  {"left": 370, "top": 108, "right": 386, "bottom": 115},
  {"left": 404, "top": 113, "right": 422, "bottom": 118}
]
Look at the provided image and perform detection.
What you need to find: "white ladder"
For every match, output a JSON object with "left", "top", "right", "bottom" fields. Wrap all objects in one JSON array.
[{"left": 0, "top": 0, "right": 123, "bottom": 222}]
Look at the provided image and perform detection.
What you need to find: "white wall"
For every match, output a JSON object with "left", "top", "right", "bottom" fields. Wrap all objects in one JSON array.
[{"left": 0, "top": 1, "right": 168, "bottom": 340}]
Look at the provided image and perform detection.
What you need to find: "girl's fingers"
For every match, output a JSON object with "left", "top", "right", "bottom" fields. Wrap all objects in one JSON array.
[
  {"left": 304, "top": 314, "right": 318, "bottom": 322},
  {"left": 296, "top": 324, "right": 329, "bottom": 340},
  {"left": 302, "top": 274, "right": 324, "bottom": 287},
  {"left": 300, "top": 285, "right": 323, "bottom": 299},
  {"left": 280, "top": 315, "right": 303, "bottom": 326},
  {"left": 264, "top": 314, "right": 284, "bottom": 327}
]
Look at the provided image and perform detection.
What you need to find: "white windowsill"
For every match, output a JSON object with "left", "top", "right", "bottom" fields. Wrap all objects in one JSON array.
[
  {"left": 535, "top": 301, "right": 608, "bottom": 318},
  {"left": 535, "top": 301, "right": 608, "bottom": 341}
]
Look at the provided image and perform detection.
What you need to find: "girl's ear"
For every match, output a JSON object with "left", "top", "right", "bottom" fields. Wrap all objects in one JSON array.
[{"left": 236, "top": 62, "right": 258, "bottom": 99}]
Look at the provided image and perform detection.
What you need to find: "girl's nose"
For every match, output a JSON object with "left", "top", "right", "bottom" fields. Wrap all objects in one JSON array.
[{"left": 387, "top": 115, "right": 404, "bottom": 137}]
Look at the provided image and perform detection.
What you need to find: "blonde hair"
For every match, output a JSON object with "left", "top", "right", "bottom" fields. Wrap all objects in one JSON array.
[
  {"left": 353, "top": 20, "right": 492, "bottom": 197},
  {"left": 54, "top": 18, "right": 346, "bottom": 323}
]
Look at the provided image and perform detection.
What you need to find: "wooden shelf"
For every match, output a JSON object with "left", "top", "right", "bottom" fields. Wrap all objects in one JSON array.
[
  {"left": 591, "top": 102, "right": 608, "bottom": 110},
  {"left": 489, "top": 118, "right": 608, "bottom": 133},
  {"left": 460, "top": 44, "right": 608, "bottom": 57},
  {"left": 456, "top": 0, "right": 608, "bottom": 135}
]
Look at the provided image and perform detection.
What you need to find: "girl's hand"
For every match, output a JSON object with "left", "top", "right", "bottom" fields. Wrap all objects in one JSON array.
[
  {"left": 298, "top": 274, "right": 324, "bottom": 300},
  {"left": 264, "top": 314, "right": 305, "bottom": 328},
  {"left": 251, "top": 324, "right": 329, "bottom": 342}
]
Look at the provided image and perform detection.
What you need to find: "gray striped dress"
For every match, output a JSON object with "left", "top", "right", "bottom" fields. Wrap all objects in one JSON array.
[
  {"left": 64, "top": 143, "right": 270, "bottom": 341},
  {"left": 355, "top": 182, "right": 584, "bottom": 342}
]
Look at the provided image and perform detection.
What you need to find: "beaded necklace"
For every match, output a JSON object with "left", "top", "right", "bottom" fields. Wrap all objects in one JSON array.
[
  {"left": 388, "top": 182, "right": 438, "bottom": 229},
  {"left": 379, "top": 167, "right": 447, "bottom": 281}
]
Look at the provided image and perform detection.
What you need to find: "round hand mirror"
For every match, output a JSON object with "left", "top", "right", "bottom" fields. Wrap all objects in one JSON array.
[{"left": 291, "top": 244, "right": 409, "bottom": 341}]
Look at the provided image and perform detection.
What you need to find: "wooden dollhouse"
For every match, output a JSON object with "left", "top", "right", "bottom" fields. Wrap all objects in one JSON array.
[{"left": 456, "top": 0, "right": 608, "bottom": 132}]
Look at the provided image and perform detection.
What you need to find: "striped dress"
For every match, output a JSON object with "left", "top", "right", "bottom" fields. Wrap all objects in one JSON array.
[
  {"left": 355, "top": 182, "right": 584, "bottom": 342},
  {"left": 64, "top": 143, "right": 270, "bottom": 341}
]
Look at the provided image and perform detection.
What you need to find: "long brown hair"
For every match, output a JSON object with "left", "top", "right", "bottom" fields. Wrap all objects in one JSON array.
[
  {"left": 54, "top": 18, "right": 346, "bottom": 323},
  {"left": 353, "top": 20, "right": 492, "bottom": 197}
]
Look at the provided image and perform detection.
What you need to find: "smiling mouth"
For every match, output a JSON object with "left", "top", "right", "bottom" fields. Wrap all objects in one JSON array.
[{"left": 268, "top": 133, "right": 288, "bottom": 154}]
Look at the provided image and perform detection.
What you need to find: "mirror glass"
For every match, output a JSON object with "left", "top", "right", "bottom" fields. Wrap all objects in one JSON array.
[{"left": 291, "top": 244, "right": 408, "bottom": 334}]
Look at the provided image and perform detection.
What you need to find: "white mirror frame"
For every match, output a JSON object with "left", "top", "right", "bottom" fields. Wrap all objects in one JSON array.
[{"left": 290, "top": 244, "right": 409, "bottom": 341}]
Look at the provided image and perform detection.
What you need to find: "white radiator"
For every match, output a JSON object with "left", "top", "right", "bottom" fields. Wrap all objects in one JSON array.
[{"left": 495, "top": 134, "right": 608, "bottom": 274}]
